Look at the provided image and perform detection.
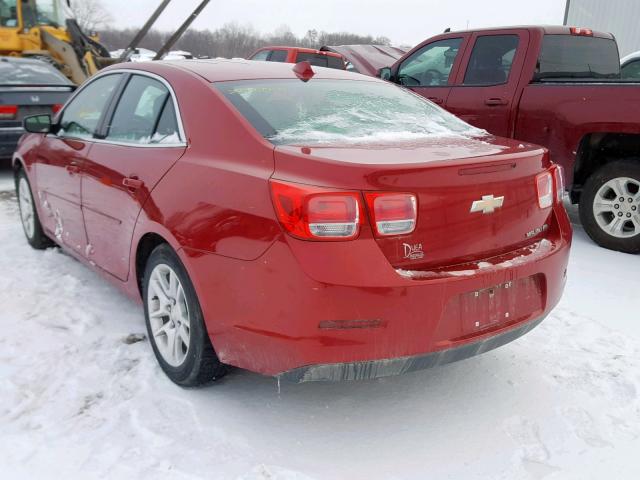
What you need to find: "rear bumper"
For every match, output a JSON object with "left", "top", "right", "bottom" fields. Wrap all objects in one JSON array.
[
  {"left": 280, "top": 314, "right": 545, "bottom": 383},
  {"left": 182, "top": 206, "right": 571, "bottom": 380},
  {"left": 0, "top": 127, "right": 23, "bottom": 159}
]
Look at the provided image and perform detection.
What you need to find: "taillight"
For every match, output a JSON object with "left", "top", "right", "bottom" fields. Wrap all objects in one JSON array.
[
  {"left": 270, "top": 180, "right": 362, "bottom": 240},
  {"left": 0, "top": 105, "right": 18, "bottom": 120},
  {"left": 52, "top": 104, "right": 63, "bottom": 114},
  {"left": 553, "top": 165, "right": 565, "bottom": 203},
  {"left": 536, "top": 172, "right": 553, "bottom": 209},
  {"left": 365, "top": 192, "right": 417, "bottom": 236},
  {"left": 570, "top": 27, "right": 593, "bottom": 36}
]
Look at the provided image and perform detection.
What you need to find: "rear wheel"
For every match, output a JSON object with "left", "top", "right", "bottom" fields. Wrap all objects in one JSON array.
[
  {"left": 579, "top": 160, "right": 640, "bottom": 253},
  {"left": 16, "top": 169, "right": 53, "bottom": 250},
  {"left": 143, "top": 244, "right": 227, "bottom": 386}
]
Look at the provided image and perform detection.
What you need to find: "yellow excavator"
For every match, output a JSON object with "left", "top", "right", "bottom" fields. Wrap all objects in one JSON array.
[{"left": 0, "top": 0, "right": 210, "bottom": 84}]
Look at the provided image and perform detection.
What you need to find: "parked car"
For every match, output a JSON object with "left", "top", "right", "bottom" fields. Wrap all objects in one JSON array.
[
  {"left": 621, "top": 51, "right": 640, "bottom": 79},
  {"left": 379, "top": 26, "right": 640, "bottom": 253},
  {"left": 248, "top": 46, "right": 346, "bottom": 69},
  {"left": 320, "top": 44, "right": 409, "bottom": 76},
  {"left": 13, "top": 60, "right": 571, "bottom": 386},
  {"left": 0, "top": 57, "right": 74, "bottom": 160}
]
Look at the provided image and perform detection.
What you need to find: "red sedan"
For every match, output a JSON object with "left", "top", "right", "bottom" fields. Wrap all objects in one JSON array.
[{"left": 13, "top": 59, "right": 572, "bottom": 386}]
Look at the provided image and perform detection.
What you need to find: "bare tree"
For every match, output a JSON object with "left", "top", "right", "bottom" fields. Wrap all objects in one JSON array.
[{"left": 70, "top": 0, "right": 113, "bottom": 32}]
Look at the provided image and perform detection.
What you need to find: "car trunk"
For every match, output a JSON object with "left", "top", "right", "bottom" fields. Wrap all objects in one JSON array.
[
  {"left": 273, "top": 136, "right": 553, "bottom": 269},
  {"left": 0, "top": 87, "right": 73, "bottom": 129}
]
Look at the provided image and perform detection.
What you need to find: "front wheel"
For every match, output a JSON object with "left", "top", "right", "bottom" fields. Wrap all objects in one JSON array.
[
  {"left": 16, "top": 169, "right": 53, "bottom": 250},
  {"left": 143, "top": 244, "right": 227, "bottom": 386},
  {"left": 579, "top": 160, "right": 640, "bottom": 254}
]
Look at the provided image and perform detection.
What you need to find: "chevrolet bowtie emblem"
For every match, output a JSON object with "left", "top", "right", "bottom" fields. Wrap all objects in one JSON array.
[{"left": 470, "top": 195, "right": 505, "bottom": 214}]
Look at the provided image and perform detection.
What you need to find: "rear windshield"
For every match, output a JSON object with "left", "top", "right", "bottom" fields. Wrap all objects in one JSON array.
[
  {"left": 296, "top": 53, "right": 345, "bottom": 70},
  {"left": 0, "top": 60, "right": 71, "bottom": 85},
  {"left": 215, "top": 79, "right": 484, "bottom": 145},
  {"left": 536, "top": 35, "right": 620, "bottom": 80}
]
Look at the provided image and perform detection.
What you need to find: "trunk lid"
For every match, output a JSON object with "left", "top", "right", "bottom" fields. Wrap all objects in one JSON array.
[{"left": 273, "top": 136, "right": 553, "bottom": 269}]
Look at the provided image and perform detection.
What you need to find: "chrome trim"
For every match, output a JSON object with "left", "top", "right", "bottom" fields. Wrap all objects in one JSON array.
[
  {"left": 0, "top": 86, "right": 73, "bottom": 92},
  {"left": 0, "top": 126, "right": 25, "bottom": 132},
  {"left": 55, "top": 69, "right": 188, "bottom": 148}
]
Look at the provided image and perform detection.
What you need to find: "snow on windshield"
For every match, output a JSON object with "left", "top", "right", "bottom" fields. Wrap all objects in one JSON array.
[{"left": 216, "top": 79, "right": 486, "bottom": 145}]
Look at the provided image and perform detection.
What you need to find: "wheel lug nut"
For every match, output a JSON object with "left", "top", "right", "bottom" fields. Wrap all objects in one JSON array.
[
  {"left": 614, "top": 204, "right": 619, "bottom": 209},
  {"left": 628, "top": 213, "right": 632, "bottom": 218},
  {"left": 620, "top": 197, "right": 625, "bottom": 202},
  {"left": 629, "top": 198, "right": 634, "bottom": 203},
  {"left": 618, "top": 212, "right": 623, "bottom": 217}
]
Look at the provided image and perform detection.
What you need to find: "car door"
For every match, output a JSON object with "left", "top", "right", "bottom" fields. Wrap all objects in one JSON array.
[
  {"left": 393, "top": 36, "right": 469, "bottom": 106},
  {"left": 33, "top": 73, "right": 122, "bottom": 254},
  {"left": 81, "top": 73, "right": 187, "bottom": 281},
  {"left": 445, "top": 30, "right": 530, "bottom": 137}
]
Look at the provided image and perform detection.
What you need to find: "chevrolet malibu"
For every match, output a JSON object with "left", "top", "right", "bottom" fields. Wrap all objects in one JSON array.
[{"left": 13, "top": 59, "right": 572, "bottom": 386}]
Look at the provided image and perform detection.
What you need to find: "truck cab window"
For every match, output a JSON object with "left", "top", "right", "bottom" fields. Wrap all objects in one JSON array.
[
  {"left": 463, "top": 35, "right": 519, "bottom": 85},
  {"left": 268, "top": 50, "right": 288, "bottom": 62},
  {"left": 621, "top": 60, "right": 640, "bottom": 80},
  {"left": 0, "top": 0, "right": 17, "bottom": 27},
  {"left": 397, "top": 38, "right": 462, "bottom": 87}
]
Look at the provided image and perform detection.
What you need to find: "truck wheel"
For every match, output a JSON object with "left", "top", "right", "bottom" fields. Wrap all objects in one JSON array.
[
  {"left": 143, "top": 244, "right": 228, "bottom": 387},
  {"left": 579, "top": 160, "right": 640, "bottom": 253}
]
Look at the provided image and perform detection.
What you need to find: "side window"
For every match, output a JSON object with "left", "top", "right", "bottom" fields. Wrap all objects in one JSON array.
[
  {"left": 397, "top": 38, "right": 462, "bottom": 87},
  {"left": 269, "top": 50, "right": 288, "bottom": 62},
  {"left": 463, "top": 35, "right": 519, "bottom": 86},
  {"left": 59, "top": 74, "right": 121, "bottom": 139},
  {"left": 621, "top": 60, "right": 640, "bottom": 80},
  {"left": 251, "top": 50, "right": 270, "bottom": 61},
  {"left": 106, "top": 75, "right": 180, "bottom": 145}
]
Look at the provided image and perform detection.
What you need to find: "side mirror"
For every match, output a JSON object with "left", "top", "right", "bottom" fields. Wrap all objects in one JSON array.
[
  {"left": 378, "top": 67, "right": 393, "bottom": 81},
  {"left": 24, "top": 114, "right": 52, "bottom": 134}
]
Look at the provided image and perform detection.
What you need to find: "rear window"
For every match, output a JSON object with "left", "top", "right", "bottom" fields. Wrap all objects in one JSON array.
[
  {"left": 296, "top": 53, "right": 345, "bottom": 70},
  {"left": 215, "top": 79, "right": 484, "bottom": 146},
  {"left": 0, "top": 60, "right": 71, "bottom": 85},
  {"left": 536, "top": 35, "right": 620, "bottom": 80}
]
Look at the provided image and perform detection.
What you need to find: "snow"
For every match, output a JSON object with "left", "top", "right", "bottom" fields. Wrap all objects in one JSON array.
[{"left": 0, "top": 167, "right": 639, "bottom": 479}]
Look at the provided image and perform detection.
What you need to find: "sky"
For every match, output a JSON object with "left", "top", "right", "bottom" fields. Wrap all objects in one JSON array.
[{"left": 100, "top": 0, "right": 567, "bottom": 47}]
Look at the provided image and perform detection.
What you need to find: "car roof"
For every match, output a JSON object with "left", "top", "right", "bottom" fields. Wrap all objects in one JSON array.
[
  {"left": 254, "top": 46, "right": 343, "bottom": 58},
  {"left": 111, "top": 58, "right": 379, "bottom": 83}
]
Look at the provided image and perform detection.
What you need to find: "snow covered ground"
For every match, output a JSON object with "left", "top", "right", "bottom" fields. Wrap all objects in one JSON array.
[{"left": 0, "top": 165, "right": 639, "bottom": 479}]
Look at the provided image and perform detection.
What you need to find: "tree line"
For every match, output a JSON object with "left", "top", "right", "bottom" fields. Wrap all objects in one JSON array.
[{"left": 99, "top": 23, "right": 392, "bottom": 58}]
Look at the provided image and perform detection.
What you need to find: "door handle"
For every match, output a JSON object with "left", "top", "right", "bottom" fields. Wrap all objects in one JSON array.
[
  {"left": 485, "top": 97, "right": 508, "bottom": 106},
  {"left": 66, "top": 162, "right": 80, "bottom": 175},
  {"left": 427, "top": 96, "right": 444, "bottom": 105},
  {"left": 123, "top": 177, "right": 144, "bottom": 190}
]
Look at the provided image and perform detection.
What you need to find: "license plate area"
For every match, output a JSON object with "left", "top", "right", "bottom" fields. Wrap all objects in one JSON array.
[{"left": 438, "top": 274, "right": 544, "bottom": 342}]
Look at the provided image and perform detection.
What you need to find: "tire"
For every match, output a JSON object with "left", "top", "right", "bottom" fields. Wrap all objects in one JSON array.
[
  {"left": 142, "top": 244, "right": 227, "bottom": 386},
  {"left": 579, "top": 159, "right": 640, "bottom": 254},
  {"left": 15, "top": 169, "right": 53, "bottom": 250}
]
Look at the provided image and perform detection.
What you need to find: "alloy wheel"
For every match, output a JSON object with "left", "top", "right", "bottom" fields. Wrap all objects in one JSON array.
[
  {"left": 592, "top": 176, "right": 640, "bottom": 238},
  {"left": 147, "top": 263, "right": 191, "bottom": 367},
  {"left": 18, "top": 177, "right": 35, "bottom": 239}
]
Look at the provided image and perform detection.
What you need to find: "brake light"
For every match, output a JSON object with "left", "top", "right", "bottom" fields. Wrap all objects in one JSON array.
[
  {"left": 570, "top": 27, "right": 593, "bottom": 36},
  {"left": 536, "top": 172, "right": 553, "bottom": 209},
  {"left": 52, "top": 104, "right": 63, "bottom": 114},
  {"left": 270, "top": 180, "right": 362, "bottom": 240},
  {"left": 365, "top": 193, "right": 417, "bottom": 236},
  {"left": 553, "top": 165, "right": 565, "bottom": 203},
  {"left": 0, "top": 105, "right": 18, "bottom": 120}
]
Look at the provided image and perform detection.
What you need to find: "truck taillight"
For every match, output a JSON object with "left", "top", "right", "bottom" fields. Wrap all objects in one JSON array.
[
  {"left": 0, "top": 105, "right": 17, "bottom": 120},
  {"left": 536, "top": 172, "right": 553, "bottom": 209},
  {"left": 365, "top": 193, "right": 417, "bottom": 236},
  {"left": 270, "top": 180, "right": 362, "bottom": 240},
  {"left": 570, "top": 27, "right": 593, "bottom": 36},
  {"left": 553, "top": 165, "right": 565, "bottom": 203},
  {"left": 52, "top": 104, "right": 63, "bottom": 114}
]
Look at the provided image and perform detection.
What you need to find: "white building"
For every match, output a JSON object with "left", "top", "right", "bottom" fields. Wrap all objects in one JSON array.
[{"left": 564, "top": 0, "right": 640, "bottom": 57}]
